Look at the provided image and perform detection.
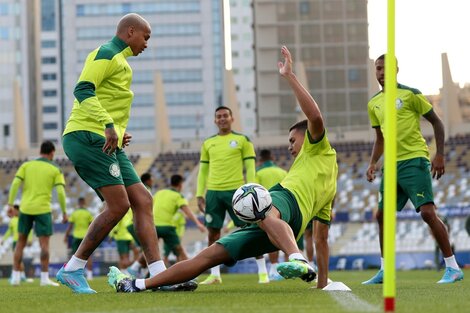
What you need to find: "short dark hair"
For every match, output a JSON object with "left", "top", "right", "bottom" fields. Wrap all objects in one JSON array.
[
  {"left": 259, "top": 149, "right": 272, "bottom": 161},
  {"left": 13, "top": 204, "right": 19, "bottom": 210},
  {"left": 289, "top": 119, "right": 308, "bottom": 133},
  {"left": 215, "top": 106, "right": 232, "bottom": 116},
  {"left": 170, "top": 174, "right": 184, "bottom": 186},
  {"left": 78, "top": 197, "right": 85, "bottom": 203},
  {"left": 140, "top": 172, "right": 152, "bottom": 183},
  {"left": 40, "top": 140, "right": 55, "bottom": 154},
  {"left": 376, "top": 54, "right": 398, "bottom": 66}
]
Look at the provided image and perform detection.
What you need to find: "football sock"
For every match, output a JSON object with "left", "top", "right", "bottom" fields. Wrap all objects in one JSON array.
[
  {"left": 135, "top": 279, "right": 146, "bottom": 291},
  {"left": 256, "top": 257, "right": 268, "bottom": 274},
  {"left": 129, "top": 261, "right": 142, "bottom": 272},
  {"left": 288, "top": 253, "right": 307, "bottom": 262},
  {"left": 64, "top": 255, "right": 87, "bottom": 271},
  {"left": 148, "top": 260, "right": 166, "bottom": 277},
  {"left": 12, "top": 270, "right": 21, "bottom": 282},
  {"left": 210, "top": 265, "right": 221, "bottom": 277},
  {"left": 380, "top": 257, "right": 384, "bottom": 270},
  {"left": 444, "top": 255, "right": 459, "bottom": 270},
  {"left": 40, "top": 272, "right": 50, "bottom": 282},
  {"left": 269, "top": 263, "right": 278, "bottom": 275}
]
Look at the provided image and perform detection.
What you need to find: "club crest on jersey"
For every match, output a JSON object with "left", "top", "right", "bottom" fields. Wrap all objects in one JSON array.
[
  {"left": 395, "top": 98, "right": 404, "bottom": 109},
  {"left": 109, "top": 163, "right": 121, "bottom": 178},
  {"left": 205, "top": 213, "right": 213, "bottom": 223},
  {"left": 229, "top": 140, "right": 238, "bottom": 148}
]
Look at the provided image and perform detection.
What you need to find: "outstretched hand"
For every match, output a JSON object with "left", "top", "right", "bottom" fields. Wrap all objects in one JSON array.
[
  {"left": 103, "top": 127, "right": 118, "bottom": 155},
  {"left": 278, "top": 46, "right": 293, "bottom": 77},
  {"left": 431, "top": 153, "right": 445, "bottom": 180},
  {"left": 123, "top": 132, "right": 132, "bottom": 148}
]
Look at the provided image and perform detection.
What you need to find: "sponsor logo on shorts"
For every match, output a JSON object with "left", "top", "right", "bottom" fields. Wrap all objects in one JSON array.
[
  {"left": 205, "top": 214, "right": 213, "bottom": 223},
  {"left": 109, "top": 163, "right": 121, "bottom": 177},
  {"left": 417, "top": 192, "right": 425, "bottom": 198}
]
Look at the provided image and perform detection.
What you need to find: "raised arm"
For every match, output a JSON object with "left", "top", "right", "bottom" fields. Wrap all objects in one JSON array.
[{"left": 278, "top": 46, "right": 324, "bottom": 141}]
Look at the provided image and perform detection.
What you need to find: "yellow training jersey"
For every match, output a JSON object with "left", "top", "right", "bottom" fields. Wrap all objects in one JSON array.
[
  {"left": 280, "top": 131, "right": 337, "bottom": 238},
  {"left": 199, "top": 131, "right": 256, "bottom": 191},
  {"left": 69, "top": 208, "right": 94, "bottom": 239},
  {"left": 367, "top": 83, "right": 432, "bottom": 161},
  {"left": 153, "top": 189, "right": 189, "bottom": 226},
  {"left": 256, "top": 161, "right": 287, "bottom": 190}
]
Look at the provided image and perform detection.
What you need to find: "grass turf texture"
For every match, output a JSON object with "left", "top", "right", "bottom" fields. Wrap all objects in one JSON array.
[{"left": 0, "top": 269, "right": 468, "bottom": 313}]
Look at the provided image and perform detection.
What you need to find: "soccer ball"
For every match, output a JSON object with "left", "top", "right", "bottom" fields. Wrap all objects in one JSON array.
[{"left": 232, "top": 183, "right": 273, "bottom": 223}]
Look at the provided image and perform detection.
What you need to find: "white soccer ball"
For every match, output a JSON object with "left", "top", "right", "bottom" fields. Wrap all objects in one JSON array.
[{"left": 232, "top": 183, "right": 273, "bottom": 223}]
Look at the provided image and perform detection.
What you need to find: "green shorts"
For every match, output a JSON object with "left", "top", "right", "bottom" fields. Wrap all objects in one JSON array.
[
  {"left": 205, "top": 189, "right": 245, "bottom": 229},
  {"left": 156, "top": 226, "right": 181, "bottom": 256},
  {"left": 379, "top": 157, "right": 434, "bottom": 212},
  {"left": 12, "top": 241, "right": 17, "bottom": 251},
  {"left": 217, "top": 184, "right": 302, "bottom": 265},
  {"left": 116, "top": 240, "right": 131, "bottom": 255},
  {"left": 63, "top": 131, "right": 141, "bottom": 200},
  {"left": 71, "top": 238, "right": 83, "bottom": 254},
  {"left": 18, "top": 212, "right": 52, "bottom": 237}
]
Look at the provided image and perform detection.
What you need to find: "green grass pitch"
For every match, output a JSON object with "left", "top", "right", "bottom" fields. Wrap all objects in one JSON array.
[{"left": 0, "top": 269, "right": 468, "bottom": 313}]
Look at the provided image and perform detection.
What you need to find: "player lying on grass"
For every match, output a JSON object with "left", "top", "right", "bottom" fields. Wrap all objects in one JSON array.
[{"left": 108, "top": 45, "right": 338, "bottom": 292}]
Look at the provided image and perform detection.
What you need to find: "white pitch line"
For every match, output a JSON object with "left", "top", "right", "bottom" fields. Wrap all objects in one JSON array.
[{"left": 328, "top": 291, "right": 380, "bottom": 312}]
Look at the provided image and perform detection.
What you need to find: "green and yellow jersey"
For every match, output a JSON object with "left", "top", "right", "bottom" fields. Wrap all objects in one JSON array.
[
  {"left": 153, "top": 188, "right": 189, "bottom": 226},
  {"left": 197, "top": 131, "right": 256, "bottom": 195},
  {"left": 2, "top": 216, "right": 33, "bottom": 242},
  {"left": 281, "top": 131, "right": 337, "bottom": 238},
  {"left": 8, "top": 158, "right": 66, "bottom": 215},
  {"left": 111, "top": 210, "right": 133, "bottom": 241},
  {"left": 3, "top": 216, "right": 19, "bottom": 241},
  {"left": 256, "top": 161, "right": 287, "bottom": 190},
  {"left": 69, "top": 208, "right": 94, "bottom": 239},
  {"left": 367, "top": 83, "right": 432, "bottom": 161},
  {"left": 63, "top": 36, "right": 135, "bottom": 148}
]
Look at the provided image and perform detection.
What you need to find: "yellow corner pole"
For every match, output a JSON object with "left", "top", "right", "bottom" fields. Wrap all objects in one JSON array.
[{"left": 384, "top": 0, "right": 397, "bottom": 312}]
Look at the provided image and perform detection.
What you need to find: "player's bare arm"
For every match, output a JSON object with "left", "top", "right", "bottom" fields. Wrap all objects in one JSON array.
[
  {"left": 423, "top": 110, "right": 445, "bottom": 179},
  {"left": 278, "top": 46, "right": 324, "bottom": 141},
  {"left": 367, "top": 127, "right": 384, "bottom": 182}
]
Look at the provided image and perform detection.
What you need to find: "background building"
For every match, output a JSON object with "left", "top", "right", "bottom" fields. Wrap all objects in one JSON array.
[
  {"left": 253, "top": 0, "right": 369, "bottom": 137},
  {"left": 61, "top": 0, "right": 224, "bottom": 144}
]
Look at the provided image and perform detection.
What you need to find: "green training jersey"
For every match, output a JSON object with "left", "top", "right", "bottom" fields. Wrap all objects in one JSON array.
[
  {"left": 280, "top": 131, "right": 337, "bottom": 238},
  {"left": 69, "top": 208, "right": 93, "bottom": 239},
  {"left": 199, "top": 131, "right": 256, "bottom": 191},
  {"left": 8, "top": 158, "right": 66, "bottom": 215},
  {"left": 111, "top": 210, "right": 133, "bottom": 241},
  {"left": 256, "top": 161, "right": 288, "bottom": 190},
  {"left": 153, "top": 188, "right": 188, "bottom": 226},
  {"left": 63, "top": 36, "right": 135, "bottom": 148},
  {"left": 368, "top": 83, "right": 432, "bottom": 161}
]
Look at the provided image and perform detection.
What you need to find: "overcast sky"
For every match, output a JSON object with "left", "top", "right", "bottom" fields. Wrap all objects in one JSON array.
[{"left": 368, "top": 0, "right": 470, "bottom": 94}]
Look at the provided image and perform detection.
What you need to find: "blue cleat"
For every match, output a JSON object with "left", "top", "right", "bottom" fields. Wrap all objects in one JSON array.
[
  {"left": 276, "top": 259, "right": 316, "bottom": 282},
  {"left": 437, "top": 267, "right": 464, "bottom": 284},
  {"left": 362, "top": 269, "right": 383, "bottom": 285},
  {"left": 126, "top": 267, "right": 140, "bottom": 279},
  {"left": 56, "top": 266, "right": 96, "bottom": 294},
  {"left": 269, "top": 271, "right": 285, "bottom": 281}
]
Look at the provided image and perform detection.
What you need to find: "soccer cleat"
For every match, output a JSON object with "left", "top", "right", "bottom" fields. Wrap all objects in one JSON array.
[
  {"left": 258, "top": 273, "right": 270, "bottom": 284},
  {"left": 56, "top": 266, "right": 96, "bottom": 294},
  {"left": 116, "top": 277, "right": 141, "bottom": 292},
  {"left": 199, "top": 274, "right": 222, "bottom": 285},
  {"left": 437, "top": 267, "right": 464, "bottom": 284},
  {"left": 362, "top": 269, "right": 383, "bottom": 285},
  {"left": 40, "top": 279, "right": 60, "bottom": 287},
  {"left": 269, "top": 271, "right": 285, "bottom": 281},
  {"left": 9, "top": 277, "right": 20, "bottom": 286},
  {"left": 153, "top": 280, "right": 198, "bottom": 292},
  {"left": 276, "top": 259, "right": 316, "bottom": 282}
]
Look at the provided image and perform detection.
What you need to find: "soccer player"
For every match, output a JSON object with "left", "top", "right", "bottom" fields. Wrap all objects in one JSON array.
[
  {"left": 110, "top": 210, "right": 135, "bottom": 271},
  {"left": 196, "top": 105, "right": 262, "bottom": 285},
  {"left": 8, "top": 140, "right": 67, "bottom": 286},
  {"left": 1, "top": 205, "right": 33, "bottom": 283},
  {"left": 108, "top": 45, "right": 337, "bottom": 292},
  {"left": 56, "top": 13, "right": 195, "bottom": 293},
  {"left": 64, "top": 197, "right": 94, "bottom": 280},
  {"left": 362, "top": 54, "right": 464, "bottom": 284},
  {"left": 154, "top": 175, "right": 206, "bottom": 263}
]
